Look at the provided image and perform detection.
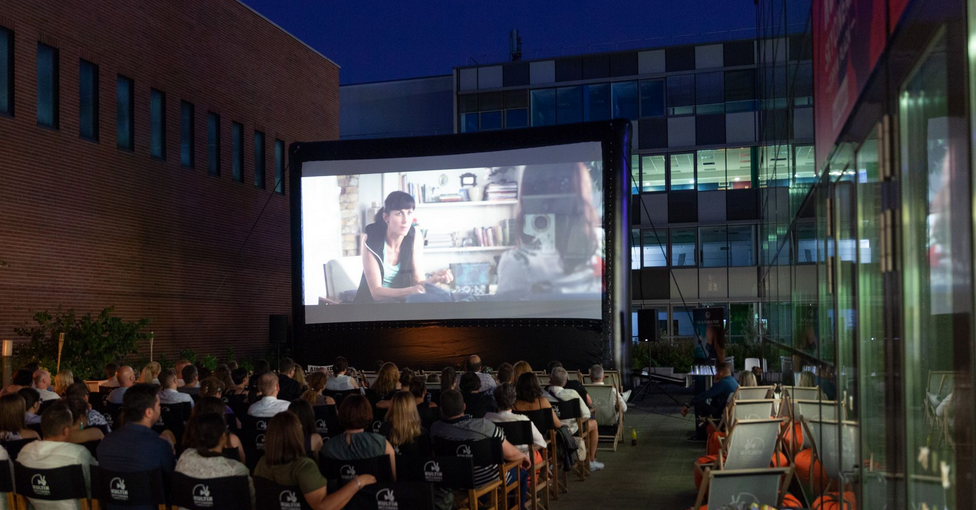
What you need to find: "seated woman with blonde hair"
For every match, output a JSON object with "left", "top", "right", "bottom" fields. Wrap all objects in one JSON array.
[{"left": 138, "top": 362, "right": 162, "bottom": 385}]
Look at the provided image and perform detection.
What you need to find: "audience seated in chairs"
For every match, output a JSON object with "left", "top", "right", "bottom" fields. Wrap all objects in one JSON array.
[
  {"left": 680, "top": 362, "right": 739, "bottom": 440},
  {"left": 98, "top": 363, "right": 120, "bottom": 389},
  {"left": 380, "top": 390, "right": 430, "bottom": 457},
  {"left": 276, "top": 358, "right": 304, "bottom": 402},
  {"left": 254, "top": 411, "right": 376, "bottom": 509},
  {"left": 373, "top": 363, "right": 402, "bottom": 409},
  {"left": 0, "top": 393, "right": 40, "bottom": 441},
  {"left": 440, "top": 366, "right": 458, "bottom": 392},
  {"left": 288, "top": 399, "right": 324, "bottom": 458},
  {"left": 64, "top": 397, "right": 106, "bottom": 445},
  {"left": 137, "top": 362, "right": 161, "bottom": 385},
  {"left": 184, "top": 397, "right": 246, "bottom": 463},
  {"left": 178, "top": 365, "right": 201, "bottom": 398},
  {"left": 176, "top": 412, "right": 255, "bottom": 508},
  {"left": 106, "top": 366, "right": 136, "bottom": 405},
  {"left": 325, "top": 356, "right": 360, "bottom": 391},
  {"left": 321, "top": 394, "right": 397, "bottom": 478},
  {"left": 589, "top": 365, "right": 628, "bottom": 421},
  {"left": 547, "top": 367, "right": 602, "bottom": 471},
  {"left": 1, "top": 369, "right": 34, "bottom": 397},
  {"left": 460, "top": 372, "right": 497, "bottom": 419},
  {"left": 33, "top": 369, "right": 61, "bottom": 402},
  {"left": 158, "top": 369, "right": 195, "bottom": 408},
  {"left": 64, "top": 383, "right": 111, "bottom": 432},
  {"left": 16, "top": 402, "right": 98, "bottom": 510},
  {"left": 495, "top": 363, "right": 515, "bottom": 386},
  {"left": 547, "top": 361, "right": 591, "bottom": 407},
  {"left": 248, "top": 372, "right": 292, "bottom": 418},
  {"left": 486, "top": 383, "right": 547, "bottom": 463},
  {"left": 512, "top": 361, "right": 534, "bottom": 383},
  {"left": 302, "top": 372, "right": 336, "bottom": 407},
  {"left": 467, "top": 355, "right": 497, "bottom": 393},
  {"left": 54, "top": 370, "right": 75, "bottom": 397},
  {"left": 227, "top": 367, "right": 250, "bottom": 397},
  {"left": 20, "top": 388, "right": 41, "bottom": 426}
]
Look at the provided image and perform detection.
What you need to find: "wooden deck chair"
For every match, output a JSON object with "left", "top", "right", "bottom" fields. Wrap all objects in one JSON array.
[
  {"left": 584, "top": 384, "right": 623, "bottom": 451},
  {"left": 604, "top": 370, "right": 622, "bottom": 392},
  {"left": 551, "top": 399, "right": 588, "bottom": 484},
  {"left": 695, "top": 418, "right": 787, "bottom": 483},
  {"left": 693, "top": 466, "right": 793, "bottom": 510},
  {"left": 513, "top": 409, "right": 557, "bottom": 503},
  {"left": 564, "top": 370, "right": 582, "bottom": 382},
  {"left": 711, "top": 399, "right": 778, "bottom": 437},
  {"left": 910, "top": 474, "right": 949, "bottom": 510},
  {"left": 781, "top": 385, "right": 821, "bottom": 401},
  {"left": 494, "top": 420, "right": 547, "bottom": 510},
  {"left": 800, "top": 418, "right": 858, "bottom": 496},
  {"left": 734, "top": 386, "right": 775, "bottom": 401}
]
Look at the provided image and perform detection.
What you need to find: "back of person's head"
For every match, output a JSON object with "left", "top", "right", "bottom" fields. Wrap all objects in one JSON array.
[
  {"left": 496, "top": 363, "right": 514, "bottom": 385},
  {"left": 550, "top": 367, "right": 568, "bottom": 387},
  {"left": 254, "top": 359, "right": 271, "bottom": 375},
  {"left": 279, "top": 358, "right": 296, "bottom": 376},
  {"left": 515, "top": 373, "right": 543, "bottom": 402},
  {"left": 54, "top": 370, "right": 75, "bottom": 393},
  {"left": 459, "top": 372, "right": 481, "bottom": 393},
  {"left": 65, "top": 397, "right": 89, "bottom": 425},
  {"left": 375, "top": 360, "right": 386, "bottom": 371},
  {"left": 440, "top": 367, "right": 457, "bottom": 390},
  {"left": 0, "top": 394, "right": 26, "bottom": 433},
  {"left": 716, "top": 362, "right": 731, "bottom": 377},
  {"left": 18, "top": 388, "right": 39, "bottom": 411},
  {"left": 227, "top": 361, "right": 239, "bottom": 371},
  {"left": 182, "top": 365, "right": 198, "bottom": 384},
  {"left": 399, "top": 368, "right": 416, "bottom": 388},
  {"left": 198, "top": 364, "right": 211, "bottom": 380},
  {"left": 590, "top": 364, "right": 605, "bottom": 381},
  {"left": 736, "top": 370, "right": 758, "bottom": 387},
  {"left": 214, "top": 366, "right": 233, "bottom": 388},
  {"left": 190, "top": 413, "right": 228, "bottom": 456},
  {"left": 12, "top": 369, "right": 32, "bottom": 387},
  {"left": 265, "top": 411, "right": 305, "bottom": 465},
  {"left": 65, "top": 382, "right": 89, "bottom": 401},
  {"left": 439, "top": 389, "right": 465, "bottom": 418},
  {"left": 287, "top": 399, "right": 316, "bottom": 437},
  {"left": 191, "top": 397, "right": 227, "bottom": 421},
  {"left": 798, "top": 370, "right": 816, "bottom": 387},
  {"left": 122, "top": 383, "right": 158, "bottom": 425},
  {"left": 138, "top": 362, "right": 160, "bottom": 384},
  {"left": 334, "top": 356, "right": 349, "bottom": 374},
  {"left": 408, "top": 377, "right": 427, "bottom": 400},
  {"left": 116, "top": 366, "right": 135, "bottom": 386},
  {"left": 159, "top": 369, "right": 178, "bottom": 388},
  {"left": 467, "top": 356, "right": 482, "bottom": 372},
  {"left": 103, "top": 363, "right": 119, "bottom": 379},
  {"left": 40, "top": 402, "right": 73, "bottom": 439},
  {"left": 426, "top": 373, "right": 441, "bottom": 384},
  {"left": 513, "top": 361, "right": 533, "bottom": 381},
  {"left": 199, "top": 378, "right": 225, "bottom": 398},
  {"left": 386, "top": 391, "right": 421, "bottom": 446},
  {"left": 338, "top": 394, "right": 373, "bottom": 430},
  {"left": 231, "top": 368, "right": 249, "bottom": 385},
  {"left": 494, "top": 383, "right": 517, "bottom": 411},
  {"left": 546, "top": 361, "right": 563, "bottom": 374},
  {"left": 374, "top": 363, "right": 400, "bottom": 395},
  {"left": 258, "top": 372, "right": 279, "bottom": 396},
  {"left": 32, "top": 369, "right": 49, "bottom": 387}
]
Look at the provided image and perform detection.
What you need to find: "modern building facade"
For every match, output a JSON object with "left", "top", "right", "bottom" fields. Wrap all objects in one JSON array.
[
  {"left": 0, "top": 0, "right": 339, "bottom": 357},
  {"left": 340, "top": 75, "right": 454, "bottom": 139}
]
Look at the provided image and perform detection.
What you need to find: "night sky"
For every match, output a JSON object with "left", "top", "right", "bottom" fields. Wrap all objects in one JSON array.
[{"left": 240, "top": 0, "right": 760, "bottom": 85}]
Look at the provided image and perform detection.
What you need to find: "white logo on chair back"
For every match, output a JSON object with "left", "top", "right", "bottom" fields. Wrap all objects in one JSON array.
[
  {"left": 279, "top": 489, "right": 301, "bottom": 510},
  {"left": 340, "top": 465, "right": 356, "bottom": 480},
  {"left": 110, "top": 477, "right": 128, "bottom": 500},
  {"left": 372, "top": 421, "right": 383, "bottom": 433},
  {"left": 256, "top": 434, "right": 266, "bottom": 450},
  {"left": 740, "top": 437, "right": 766, "bottom": 462},
  {"left": 192, "top": 484, "right": 213, "bottom": 507},
  {"left": 31, "top": 474, "right": 50, "bottom": 496},
  {"left": 315, "top": 419, "right": 328, "bottom": 434},
  {"left": 730, "top": 492, "right": 759, "bottom": 505},
  {"left": 456, "top": 445, "right": 472, "bottom": 457},
  {"left": 256, "top": 420, "right": 268, "bottom": 431},
  {"left": 376, "top": 488, "right": 398, "bottom": 510},
  {"left": 423, "top": 461, "right": 443, "bottom": 482}
]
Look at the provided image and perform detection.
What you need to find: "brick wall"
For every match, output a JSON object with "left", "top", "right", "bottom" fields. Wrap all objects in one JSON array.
[{"left": 0, "top": 0, "right": 339, "bottom": 360}]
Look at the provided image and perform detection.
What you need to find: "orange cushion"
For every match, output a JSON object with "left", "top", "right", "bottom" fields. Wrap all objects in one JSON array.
[
  {"left": 781, "top": 493, "right": 804, "bottom": 508},
  {"left": 813, "top": 491, "right": 857, "bottom": 510},
  {"left": 771, "top": 451, "right": 789, "bottom": 467},
  {"left": 706, "top": 431, "right": 726, "bottom": 456},
  {"left": 795, "top": 448, "right": 829, "bottom": 494},
  {"left": 783, "top": 422, "right": 804, "bottom": 453},
  {"left": 694, "top": 454, "right": 718, "bottom": 489}
]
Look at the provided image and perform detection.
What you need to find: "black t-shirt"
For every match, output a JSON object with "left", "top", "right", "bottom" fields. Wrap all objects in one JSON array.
[
  {"left": 463, "top": 392, "right": 497, "bottom": 419},
  {"left": 277, "top": 374, "right": 303, "bottom": 402},
  {"left": 564, "top": 380, "right": 589, "bottom": 404}
]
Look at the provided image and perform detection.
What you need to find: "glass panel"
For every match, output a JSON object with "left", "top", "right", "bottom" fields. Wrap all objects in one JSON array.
[
  {"left": 207, "top": 112, "right": 220, "bottom": 176},
  {"left": 667, "top": 74, "right": 695, "bottom": 116},
  {"left": 116, "top": 76, "right": 133, "bottom": 150},
  {"left": 728, "top": 225, "right": 756, "bottom": 266},
  {"left": 696, "top": 149, "right": 727, "bottom": 190},
  {"left": 695, "top": 71, "right": 724, "bottom": 115},
  {"left": 37, "top": 43, "right": 58, "bottom": 128},
  {"left": 79, "top": 60, "right": 98, "bottom": 140},
  {"left": 834, "top": 180, "right": 855, "bottom": 408},
  {"left": 795, "top": 220, "right": 819, "bottom": 264},
  {"left": 700, "top": 226, "right": 728, "bottom": 267},
  {"left": 639, "top": 79, "right": 665, "bottom": 118},
  {"left": 671, "top": 228, "right": 696, "bottom": 267},
  {"left": 530, "top": 89, "right": 555, "bottom": 126},
  {"left": 254, "top": 131, "right": 265, "bottom": 189},
  {"left": 641, "top": 155, "right": 666, "bottom": 192},
  {"left": 794, "top": 145, "right": 817, "bottom": 184},
  {"left": 610, "top": 81, "right": 638, "bottom": 120},
  {"left": 504, "top": 108, "right": 527, "bottom": 128},
  {"left": 672, "top": 306, "right": 697, "bottom": 340},
  {"left": 724, "top": 69, "right": 756, "bottom": 113},
  {"left": 760, "top": 144, "right": 792, "bottom": 187},
  {"left": 555, "top": 86, "right": 581, "bottom": 124},
  {"left": 630, "top": 155, "right": 639, "bottom": 195},
  {"left": 150, "top": 90, "right": 165, "bottom": 159},
  {"left": 460, "top": 112, "right": 479, "bottom": 133},
  {"left": 274, "top": 139, "right": 285, "bottom": 194},
  {"left": 180, "top": 101, "right": 194, "bottom": 168},
  {"left": 669, "top": 152, "right": 695, "bottom": 191},
  {"left": 0, "top": 28, "right": 11, "bottom": 114},
  {"left": 726, "top": 147, "right": 754, "bottom": 188},
  {"left": 630, "top": 229, "right": 641, "bottom": 270},
  {"left": 232, "top": 122, "right": 243, "bottom": 182},
  {"left": 642, "top": 229, "right": 667, "bottom": 267},
  {"left": 583, "top": 83, "right": 610, "bottom": 121},
  {"left": 479, "top": 111, "right": 502, "bottom": 131}
]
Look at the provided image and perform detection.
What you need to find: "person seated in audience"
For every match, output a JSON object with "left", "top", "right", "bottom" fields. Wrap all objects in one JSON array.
[
  {"left": 226, "top": 361, "right": 239, "bottom": 371},
  {"left": 199, "top": 377, "right": 225, "bottom": 399},
  {"left": 680, "top": 362, "right": 738, "bottom": 440},
  {"left": 183, "top": 397, "right": 246, "bottom": 465},
  {"left": 293, "top": 363, "right": 308, "bottom": 389},
  {"left": 158, "top": 369, "right": 195, "bottom": 408},
  {"left": 325, "top": 356, "right": 360, "bottom": 391},
  {"left": 467, "top": 355, "right": 497, "bottom": 392},
  {"left": 380, "top": 390, "right": 429, "bottom": 457},
  {"left": 288, "top": 400, "right": 324, "bottom": 458},
  {"left": 227, "top": 368, "right": 250, "bottom": 397},
  {"left": 301, "top": 372, "right": 335, "bottom": 407},
  {"left": 65, "top": 383, "right": 110, "bottom": 431},
  {"left": 174, "top": 359, "right": 192, "bottom": 387},
  {"left": 440, "top": 366, "right": 457, "bottom": 392},
  {"left": 373, "top": 363, "right": 402, "bottom": 409},
  {"left": 247, "top": 372, "right": 292, "bottom": 417},
  {"left": 176, "top": 413, "right": 255, "bottom": 508},
  {"left": 197, "top": 365, "right": 212, "bottom": 382},
  {"left": 736, "top": 370, "right": 758, "bottom": 387},
  {"left": 1, "top": 369, "right": 34, "bottom": 397},
  {"left": 0, "top": 393, "right": 40, "bottom": 441},
  {"left": 798, "top": 369, "right": 817, "bottom": 388},
  {"left": 17, "top": 402, "right": 98, "bottom": 510},
  {"left": 513, "top": 372, "right": 562, "bottom": 429},
  {"left": 398, "top": 368, "right": 416, "bottom": 390},
  {"left": 460, "top": 372, "right": 497, "bottom": 419},
  {"left": 409, "top": 376, "right": 437, "bottom": 409},
  {"left": 512, "top": 361, "right": 533, "bottom": 382},
  {"left": 589, "top": 364, "right": 628, "bottom": 421},
  {"left": 64, "top": 397, "right": 105, "bottom": 445},
  {"left": 178, "top": 365, "right": 201, "bottom": 397},
  {"left": 99, "top": 363, "right": 120, "bottom": 388},
  {"left": 54, "top": 369, "right": 74, "bottom": 396},
  {"left": 485, "top": 383, "right": 546, "bottom": 464},
  {"left": 106, "top": 366, "right": 136, "bottom": 405},
  {"left": 213, "top": 365, "right": 233, "bottom": 390},
  {"left": 547, "top": 367, "right": 602, "bottom": 471},
  {"left": 247, "top": 359, "right": 272, "bottom": 403},
  {"left": 426, "top": 373, "right": 440, "bottom": 384},
  {"left": 495, "top": 363, "right": 514, "bottom": 386},
  {"left": 322, "top": 394, "right": 397, "bottom": 478},
  {"left": 547, "top": 361, "right": 591, "bottom": 407},
  {"left": 255, "top": 411, "right": 375, "bottom": 509},
  {"left": 32, "top": 369, "right": 60, "bottom": 402},
  {"left": 275, "top": 358, "right": 304, "bottom": 402},
  {"left": 19, "top": 388, "right": 41, "bottom": 425},
  {"left": 137, "top": 362, "right": 161, "bottom": 385}
]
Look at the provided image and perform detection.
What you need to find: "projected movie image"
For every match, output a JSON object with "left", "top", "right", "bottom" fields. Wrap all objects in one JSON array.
[{"left": 301, "top": 145, "right": 606, "bottom": 323}]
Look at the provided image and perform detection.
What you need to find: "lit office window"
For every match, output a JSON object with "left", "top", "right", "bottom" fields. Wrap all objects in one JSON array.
[
  {"left": 725, "top": 69, "right": 756, "bottom": 112},
  {"left": 254, "top": 130, "right": 265, "bottom": 189},
  {"left": 610, "top": 81, "right": 638, "bottom": 120},
  {"left": 695, "top": 71, "right": 724, "bottom": 115},
  {"left": 207, "top": 112, "right": 220, "bottom": 176},
  {"left": 583, "top": 83, "right": 610, "bottom": 121},
  {"left": 37, "top": 43, "right": 59, "bottom": 128},
  {"left": 116, "top": 75, "right": 134, "bottom": 150},
  {"left": 639, "top": 79, "right": 664, "bottom": 117},
  {"left": 727, "top": 147, "right": 754, "bottom": 188},
  {"left": 728, "top": 225, "right": 756, "bottom": 266},
  {"left": 556, "top": 86, "right": 582, "bottom": 124},
  {"left": 180, "top": 101, "right": 194, "bottom": 168},
  {"left": 480, "top": 111, "right": 502, "bottom": 131},
  {"left": 232, "top": 122, "right": 243, "bottom": 182},
  {"left": 699, "top": 226, "right": 728, "bottom": 267},
  {"left": 504, "top": 109, "right": 528, "bottom": 128},
  {"left": 696, "top": 148, "right": 727, "bottom": 190},
  {"left": 666, "top": 74, "right": 694, "bottom": 116},
  {"left": 460, "top": 113, "right": 478, "bottom": 133},
  {"left": 642, "top": 230, "right": 668, "bottom": 267},
  {"left": 641, "top": 155, "right": 667, "bottom": 192},
  {"left": 630, "top": 229, "right": 641, "bottom": 270},
  {"left": 794, "top": 145, "right": 816, "bottom": 184},
  {"left": 150, "top": 89, "right": 165, "bottom": 159},
  {"left": 631, "top": 155, "right": 640, "bottom": 195},
  {"left": 530, "top": 89, "right": 555, "bottom": 126},
  {"left": 79, "top": 60, "right": 99, "bottom": 140},
  {"left": 0, "top": 28, "right": 12, "bottom": 115},
  {"left": 760, "top": 144, "right": 792, "bottom": 187},
  {"left": 274, "top": 139, "right": 285, "bottom": 194},
  {"left": 669, "top": 152, "right": 695, "bottom": 191},
  {"left": 671, "top": 228, "right": 696, "bottom": 267}
]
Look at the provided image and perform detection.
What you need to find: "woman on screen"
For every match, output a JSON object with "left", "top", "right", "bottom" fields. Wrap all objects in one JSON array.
[
  {"left": 496, "top": 162, "right": 602, "bottom": 297},
  {"left": 354, "top": 191, "right": 453, "bottom": 302}
]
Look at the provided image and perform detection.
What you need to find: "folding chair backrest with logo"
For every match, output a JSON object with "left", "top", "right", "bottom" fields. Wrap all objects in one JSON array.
[
  {"left": 255, "top": 476, "right": 314, "bottom": 510},
  {"left": 91, "top": 466, "right": 167, "bottom": 509},
  {"left": 782, "top": 386, "right": 820, "bottom": 401},
  {"left": 313, "top": 404, "right": 343, "bottom": 438},
  {"left": 325, "top": 389, "right": 361, "bottom": 407},
  {"left": 320, "top": 454, "right": 394, "bottom": 485},
  {"left": 0, "top": 458, "right": 14, "bottom": 510},
  {"left": 353, "top": 482, "right": 435, "bottom": 510},
  {"left": 720, "top": 418, "right": 785, "bottom": 471},
  {"left": 795, "top": 400, "right": 838, "bottom": 422},
  {"left": 170, "top": 471, "right": 252, "bottom": 510},
  {"left": 396, "top": 455, "right": 476, "bottom": 488},
  {"left": 431, "top": 436, "right": 504, "bottom": 509},
  {"left": 494, "top": 420, "right": 549, "bottom": 510},
  {"left": 734, "top": 386, "right": 775, "bottom": 401},
  {"left": 240, "top": 415, "right": 270, "bottom": 470},
  {"left": 565, "top": 371, "right": 581, "bottom": 382},
  {"left": 693, "top": 467, "right": 793, "bottom": 510},
  {"left": 14, "top": 462, "right": 90, "bottom": 508},
  {"left": 585, "top": 383, "right": 623, "bottom": 452},
  {"left": 804, "top": 419, "right": 858, "bottom": 480},
  {"left": 729, "top": 400, "right": 777, "bottom": 425},
  {"left": 153, "top": 401, "right": 192, "bottom": 444},
  {"left": 0, "top": 439, "right": 36, "bottom": 461}
]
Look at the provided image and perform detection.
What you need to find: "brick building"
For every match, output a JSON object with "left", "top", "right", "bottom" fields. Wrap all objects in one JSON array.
[{"left": 0, "top": 0, "right": 338, "bottom": 358}]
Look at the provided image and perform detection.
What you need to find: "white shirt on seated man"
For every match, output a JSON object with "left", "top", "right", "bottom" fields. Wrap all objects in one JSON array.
[
  {"left": 32, "top": 370, "right": 60, "bottom": 402},
  {"left": 17, "top": 402, "right": 98, "bottom": 510},
  {"left": 589, "top": 364, "right": 627, "bottom": 421},
  {"left": 247, "top": 372, "right": 292, "bottom": 418},
  {"left": 545, "top": 367, "right": 604, "bottom": 472},
  {"left": 157, "top": 370, "right": 194, "bottom": 408}
]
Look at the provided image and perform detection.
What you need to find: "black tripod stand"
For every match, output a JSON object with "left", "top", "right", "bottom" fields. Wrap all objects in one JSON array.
[{"left": 629, "top": 369, "right": 682, "bottom": 405}]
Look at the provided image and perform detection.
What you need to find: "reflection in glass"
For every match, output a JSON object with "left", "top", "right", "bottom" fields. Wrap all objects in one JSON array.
[
  {"left": 794, "top": 145, "right": 817, "bottom": 184},
  {"left": 699, "top": 226, "right": 728, "bottom": 267},
  {"left": 461, "top": 113, "right": 478, "bottom": 133},
  {"left": 728, "top": 226, "right": 756, "bottom": 266},
  {"left": 640, "top": 80, "right": 665, "bottom": 118},
  {"left": 480, "top": 111, "right": 502, "bottom": 131},
  {"left": 695, "top": 71, "right": 725, "bottom": 115},
  {"left": 556, "top": 86, "right": 582, "bottom": 124},
  {"left": 641, "top": 155, "right": 666, "bottom": 192},
  {"left": 669, "top": 153, "right": 695, "bottom": 191},
  {"left": 37, "top": 43, "right": 58, "bottom": 128},
  {"left": 631, "top": 155, "right": 640, "bottom": 195},
  {"left": 584, "top": 84, "right": 610, "bottom": 121},
  {"left": 530, "top": 89, "right": 556, "bottom": 126},
  {"left": 611, "top": 81, "right": 638, "bottom": 120},
  {"left": 671, "top": 228, "right": 696, "bottom": 267},
  {"left": 667, "top": 74, "right": 695, "bottom": 116},
  {"left": 642, "top": 230, "right": 667, "bottom": 267}
]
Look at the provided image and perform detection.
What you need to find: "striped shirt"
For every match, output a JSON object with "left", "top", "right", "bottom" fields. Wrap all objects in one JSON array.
[{"left": 430, "top": 416, "right": 504, "bottom": 488}]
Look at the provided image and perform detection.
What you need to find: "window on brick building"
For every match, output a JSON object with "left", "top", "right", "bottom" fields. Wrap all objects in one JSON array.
[
  {"left": 150, "top": 89, "right": 165, "bottom": 159},
  {"left": 180, "top": 101, "right": 194, "bottom": 168},
  {"left": 116, "top": 75, "right": 134, "bottom": 150},
  {"left": 274, "top": 139, "right": 285, "bottom": 194},
  {"left": 79, "top": 59, "right": 98, "bottom": 141},
  {"left": 232, "top": 122, "right": 243, "bottom": 182},
  {"left": 207, "top": 112, "right": 220, "bottom": 176},
  {"left": 37, "top": 43, "right": 59, "bottom": 129},
  {"left": 0, "top": 27, "right": 12, "bottom": 116},
  {"left": 254, "top": 130, "right": 265, "bottom": 189}
]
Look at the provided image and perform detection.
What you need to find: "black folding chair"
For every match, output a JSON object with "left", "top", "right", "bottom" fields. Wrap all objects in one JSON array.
[
  {"left": 221, "top": 447, "right": 241, "bottom": 462},
  {"left": 550, "top": 399, "right": 588, "bottom": 481},
  {"left": 240, "top": 415, "right": 270, "bottom": 471},
  {"left": 14, "top": 462, "right": 92, "bottom": 509},
  {"left": 320, "top": 454, "right": 394, "bottom": 484},
  {"left": 225, "top": 393, "right": 249, "bottom": 418},
  {"left": 80, "top": 440, "right": 100, "bottom": 459},
  {"left": 153, "top": 401, "right": 192, "bottom": 445},
  {"left": 91, "top": 466, "right": 167, "bottom": 509},
  {"left": 325, "top": 389, "right": 360, "bottom": 406},
  {"left": 105, "top": 403, "right": 124, "bottom": 428},
  {"left": 0, "top": 459, "right": 15, "bottom": 510},
  {"left": 37, "top": 399, "right": 58, "bottom": 415},
  {"left": 495, "top": 420, "right": 549, "bottom": 510},
  {"left": 26, "top": 423, "right": 42, "bottom": 437},
  {"left": 353, "top": 481, "right": 435, "bottom": 510},
  {"left": 397, "top": 455, "right": 491, "bottom": 510},
  {"left": 431, "top": 437, "right": 505, "bottom": 510},
  {"left": 255, "top": 476, "right": 314, "bottom": 510},
  {"left": 170, "top": 471, "right": 252, "bottom": 510},
  {"left": 514, "top": 408, "right": 558, "bottom": 500},
  {"left": 313, "top": 404, "right": 343, "bottom": 438},
  {"left": 0, "top": 438, "right": 36, "bottom": 461}
]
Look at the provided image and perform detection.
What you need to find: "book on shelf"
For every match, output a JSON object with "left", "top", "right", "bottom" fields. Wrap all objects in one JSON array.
[{"left": 484, "top": 182, "right": 518, "bottom": 201}]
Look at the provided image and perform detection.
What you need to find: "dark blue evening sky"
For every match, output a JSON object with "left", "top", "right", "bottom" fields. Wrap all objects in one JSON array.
[{"left": 240, "top": 1, "right": 761, "bottom": 85}]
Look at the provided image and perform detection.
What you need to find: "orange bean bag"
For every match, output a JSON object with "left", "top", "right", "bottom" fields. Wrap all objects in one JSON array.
[
  {"left": 781, "top": 493, "right": 804, "bottom": 508},
  {"left": 771, "top": 451, "right": 789, "bottom": 467},
  {"left": 706, "top": 431, "right": 726, "bottom": 456},
  {"left": 812, "top": 491, "right": 857, "bottom": 510},
  {"left": 783, "top": 421, "right": 804, "bottom": 452},
  {"left": 694, "top": 454, "right": 718, "bottom": 489},
  {"left": 795, "top": 448, "right": 829, "bottom": 494}
]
